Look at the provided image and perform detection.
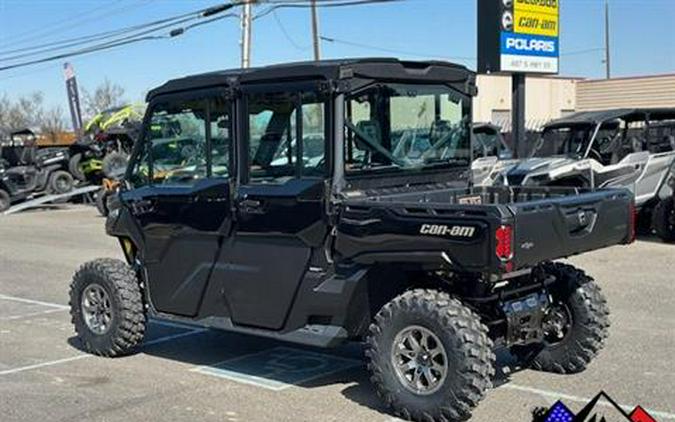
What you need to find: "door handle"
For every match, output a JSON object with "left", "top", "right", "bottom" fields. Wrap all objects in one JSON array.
[
  {"left": 129, "top": 199, "right": 155, "bottom": 216},
  {"left": 239, "top": 198, "right": 264, "bottom": 214}
]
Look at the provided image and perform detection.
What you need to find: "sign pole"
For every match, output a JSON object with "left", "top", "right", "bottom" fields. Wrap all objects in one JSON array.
[
  {"left": 511, "top": 73, "right": 526, "bottom": 159},
  {"left": 63, "top": 62, "right": 83, "bottom": 135}
]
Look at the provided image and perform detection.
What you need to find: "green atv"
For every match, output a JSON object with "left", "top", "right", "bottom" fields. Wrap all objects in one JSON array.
[{"left": 69, "top": 104, "right": 145, "bottom": 183}]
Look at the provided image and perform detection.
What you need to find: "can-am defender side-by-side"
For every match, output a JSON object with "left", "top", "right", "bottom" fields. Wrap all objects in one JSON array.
[
  {"left": 0, "top": 129, "right": 74, "bottom": 212},
  {"left": 69, "top": 59, "right": 633, "bottom": 422},
  {"left": 478, "top": 109, "right": 675, "bottom": 239}
]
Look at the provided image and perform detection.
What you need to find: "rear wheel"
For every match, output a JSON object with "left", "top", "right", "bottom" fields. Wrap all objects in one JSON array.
[
  {"left": 48, "top": 170, "right": 74, "bottom": 195},
  {"left": 0, "top": 189, "right": 10, "bottom": 212},
  {"left": 652, "top": 199, "right": 675, "bottom": 242},
  {"left": 366, "top": 289, "right": 495, "bottom": 422},
  {"left": 512, "top": 263, "right": 610, "bottom": 374},
  {"left": 68, "top": 153, "right": 86, "bottom": 181},
  {"left": 69, "top": 258, "right": 146, "bottom": 357}
]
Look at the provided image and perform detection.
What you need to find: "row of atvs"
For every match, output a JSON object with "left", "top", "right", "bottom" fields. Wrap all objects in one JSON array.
[
  {"left": 472, "top": 108, "right": 675, "bottom": 242},
  {"left": 0, "top": 105, "right": 142, "bottom": 213}
]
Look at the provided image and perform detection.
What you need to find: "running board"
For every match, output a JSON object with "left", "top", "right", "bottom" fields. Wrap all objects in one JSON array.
[
  {"left": 3, "top": 185, "right": 100, "bottom": 216},
  {"left": 152, "top": 311, "right": 350, "bottom": 348}
]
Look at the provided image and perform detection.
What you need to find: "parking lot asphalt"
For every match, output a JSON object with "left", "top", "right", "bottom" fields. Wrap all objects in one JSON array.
[{"left": 0, "top": 205, "right": 673, "bottom": 422}]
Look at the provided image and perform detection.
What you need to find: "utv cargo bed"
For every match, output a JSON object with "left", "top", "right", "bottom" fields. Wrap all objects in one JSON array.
[{"left": 337, "top": 186, "right": 633, "bottom": 274}]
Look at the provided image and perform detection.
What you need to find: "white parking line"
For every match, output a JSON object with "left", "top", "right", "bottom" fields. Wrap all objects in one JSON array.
[
  {"left": 0, "top": 328, "right": 207, "bottom": 376},
  {"left": 503, "top": 384, "right": 675, "bottom": 420},
  {"left": 0, "top": 308, "right": 67, "bottom": 320},
  {"left": 0, "top": 294, "right": 69, "bottom": 310},
  {"left": 0, "top": 355, "right": 89, "bottom": 375}
]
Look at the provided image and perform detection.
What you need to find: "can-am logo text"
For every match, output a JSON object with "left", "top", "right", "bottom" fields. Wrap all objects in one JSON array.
[{"left": 420, "top": 224, "right": 476, "bottom": 238}]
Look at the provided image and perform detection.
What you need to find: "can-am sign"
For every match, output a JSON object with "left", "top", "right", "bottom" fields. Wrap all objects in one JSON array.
[{"left": 478, "top": 0, "right": 560, "bottom": 74}]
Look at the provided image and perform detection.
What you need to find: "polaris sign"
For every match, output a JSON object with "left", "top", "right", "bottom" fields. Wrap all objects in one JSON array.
[{"left": 478, "top": 0, "right": 560, "bottom": 74}]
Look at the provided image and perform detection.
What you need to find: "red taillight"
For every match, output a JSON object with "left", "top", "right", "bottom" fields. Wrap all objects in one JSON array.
[
  {"left": 495, "top": 225, "right": 513, "bottom": 261},
  {"left": 627, "top": 201, "right": 637, "bottom": 244}
]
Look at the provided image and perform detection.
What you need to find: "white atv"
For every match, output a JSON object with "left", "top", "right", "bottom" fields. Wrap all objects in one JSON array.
[{"left": 477, "top": 109, "right": 675, "bottom": 241}]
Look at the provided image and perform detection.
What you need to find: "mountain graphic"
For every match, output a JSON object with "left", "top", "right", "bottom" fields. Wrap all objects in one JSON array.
[
  {"left": 533, "top": 392, "right": 658, "bottom": 422},
  {"left": 573, "top": 392, "right": 656, "bottom": 422}
]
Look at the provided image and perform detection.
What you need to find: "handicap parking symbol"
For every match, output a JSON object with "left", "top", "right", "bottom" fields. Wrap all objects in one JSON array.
[{"left": 192, "top": 346, "right": 361, "bottom": 391}]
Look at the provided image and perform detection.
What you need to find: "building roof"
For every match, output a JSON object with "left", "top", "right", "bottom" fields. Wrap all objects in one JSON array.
[
  {"left": 545, "top": 108, "right": 675, "bottom": 128},
  {"left": 147, "top": 58, "right": 473, "bottom": 100}
]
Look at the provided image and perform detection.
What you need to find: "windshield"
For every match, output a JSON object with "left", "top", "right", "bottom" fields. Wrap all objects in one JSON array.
[
  {"left": 532, "top": 125, "right": 595, "bottom": 158},
  {"left": 344, "top": 84, "right": 470, "bottom": 174}
]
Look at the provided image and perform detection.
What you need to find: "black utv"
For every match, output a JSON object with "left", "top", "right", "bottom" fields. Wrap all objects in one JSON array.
[
  {"left": 0, "top": 129, "right": 74, "bottom": 212},
  {"left": 70, "top": 59, "right": 633, "bottom": 422}
]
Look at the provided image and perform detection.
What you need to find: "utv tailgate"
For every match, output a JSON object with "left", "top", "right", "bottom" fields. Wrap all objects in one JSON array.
[{"left": 511, "top": 188, "right": 632, "bottom": 268}]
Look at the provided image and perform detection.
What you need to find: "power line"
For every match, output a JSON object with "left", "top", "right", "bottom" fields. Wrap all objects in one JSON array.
[
  {"left": 253, "top": 0, "right": 405, "bottom": 20},
  {"left": 0, "top": 0, "right": 156, "bottom": 49},
  {"left": 272, "top": 11, "right": 309, "bottom": 51},
  {"left": 0, "top": 0, "right": 405, "bottom": 73},
  {"left": 0, "top": 10, "right": 238, "bottom": 72},
  {"left": 319, "top": 35, "right": 476, "bottom": 63},
  {"left": 0, "top": 3, "right": 233, "bottom": 59}
]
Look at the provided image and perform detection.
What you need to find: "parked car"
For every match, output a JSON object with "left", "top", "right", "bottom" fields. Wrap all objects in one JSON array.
[
  {"left": 69, "top": 59, "right": 633, "bottom": 422},
  {"left": 0, "top": 129, "right": 73, "bottom": 212}
]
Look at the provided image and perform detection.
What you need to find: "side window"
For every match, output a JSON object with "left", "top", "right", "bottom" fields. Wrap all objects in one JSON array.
[
  {"left": 148, "top": 99, "right": 208, "bottom": 185},
  {"left": 129, "top": 97, "right": 231, "bottom": 187},
  {"left": 247, "top": 91, "right": 325, "bottom": 183},
  {"left": 210, "top": 97, "right": 232, "bottom": 178}
]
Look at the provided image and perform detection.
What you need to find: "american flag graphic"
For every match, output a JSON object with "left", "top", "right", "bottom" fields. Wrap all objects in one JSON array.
[{"left": 544, "top": 401, "right": 575, "bottom": 422}]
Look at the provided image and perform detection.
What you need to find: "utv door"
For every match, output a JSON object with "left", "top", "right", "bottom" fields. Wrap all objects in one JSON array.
[
  {"left": 124, "top": 93, "right": 234, "bottom": 317},
  {"left": 213, "top": 87, "right": 329, "bottom": 330}
]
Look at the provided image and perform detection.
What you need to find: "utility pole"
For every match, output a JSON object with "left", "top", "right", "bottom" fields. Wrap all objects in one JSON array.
[
  {"left": 241, "top": 0, "right": 254, "bottom": 68},
  {"left": 310, "top": 0, "right": 321, "bottom": 61},
  {"left": 604, "top": 0, "right": 611, "bottom": 79}
]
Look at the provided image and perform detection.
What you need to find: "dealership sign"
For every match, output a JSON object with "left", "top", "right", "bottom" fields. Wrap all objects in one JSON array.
[{"left": 478, "top": 0, "right": 560, "bottom": 74}]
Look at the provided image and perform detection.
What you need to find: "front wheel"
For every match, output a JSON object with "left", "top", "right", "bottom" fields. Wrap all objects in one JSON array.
[
  {"left": 512, "top": 263, "right": 610, "bottom": 374},
  {"left": 366, "top": 289, "right": 495, "bottom": 422},
  {"left": 48, "top": 170, "right": 74, "bottom": 195},
  {"left": 652, "top": 199, "right": 675, "bottom": 242},
  {"left": 69, "top": 258, "right": 146, "bottom": 357}
]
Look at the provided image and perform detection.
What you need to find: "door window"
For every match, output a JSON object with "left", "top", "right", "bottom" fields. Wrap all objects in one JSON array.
[
  {"left": 246, "top": 91, "right": 326, "bottom": 183},
  {"left": 129, "top": 96, "right": 232, "bottom": 187}
]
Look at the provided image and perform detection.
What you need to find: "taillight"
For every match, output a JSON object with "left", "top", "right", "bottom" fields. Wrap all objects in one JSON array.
[
  {"left": 495, "top": 225, "right": 513, "bottom": 261},
  {"left": 627, "top": 201, "right": 637, "bottom": 244}
]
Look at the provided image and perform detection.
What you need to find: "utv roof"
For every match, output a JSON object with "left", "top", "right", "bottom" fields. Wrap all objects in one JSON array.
[
  {"left": 545, "top": 108, "right": 675, "bottom": 128},
  {"left": 147, "top": 58, "right": 474, "bottom": 100}
]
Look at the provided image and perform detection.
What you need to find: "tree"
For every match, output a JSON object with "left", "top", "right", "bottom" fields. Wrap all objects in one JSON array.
[
  {"left": 0, "top": 92, "right": 45, "bottom": 131},
  {"left": 40, "top": 107, "right": 66, "bottom": 136},
  {"left": 82, "top": 79, "right": 126, "bottom": 118}
]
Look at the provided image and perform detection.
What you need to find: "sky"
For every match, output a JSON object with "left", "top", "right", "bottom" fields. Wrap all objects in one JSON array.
[{"left": 0, "top": 0, "right": 673, "bottom": 111}]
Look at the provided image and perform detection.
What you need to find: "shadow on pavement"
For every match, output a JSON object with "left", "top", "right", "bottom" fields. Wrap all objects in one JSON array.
[{"left": 68, "top": 327, "right": 528, "bottom": 420}]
